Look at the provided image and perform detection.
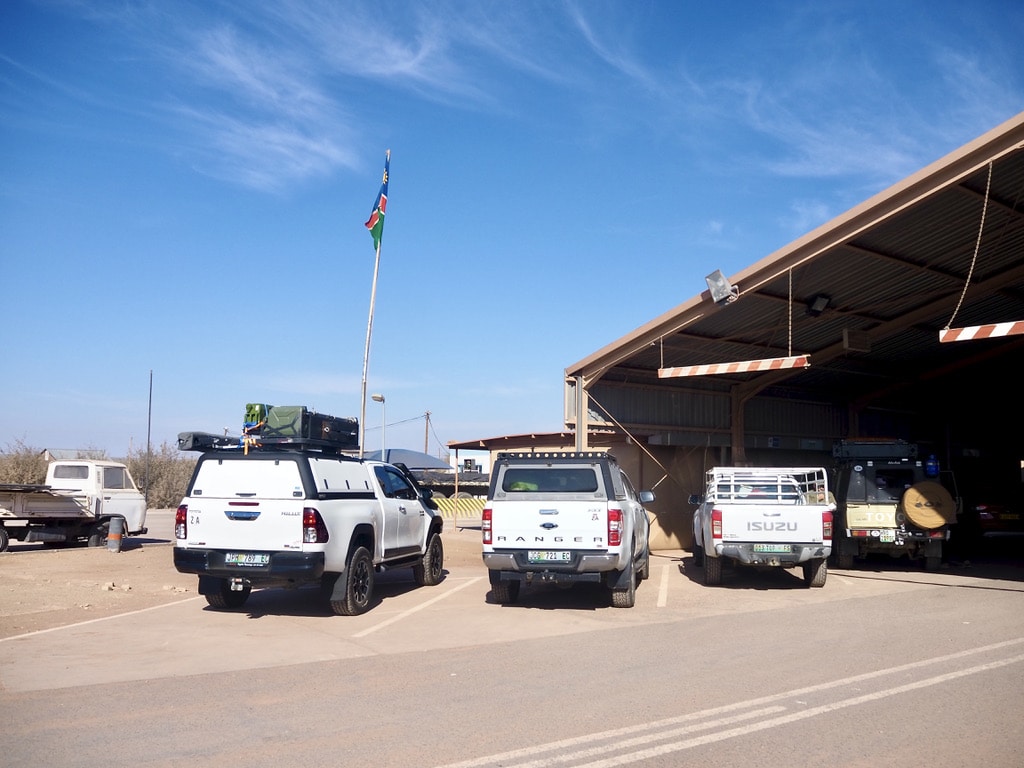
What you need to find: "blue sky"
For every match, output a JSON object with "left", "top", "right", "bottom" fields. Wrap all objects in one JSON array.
[{"left": 2, "top": 0, "right": 1022, "bottom": 459}]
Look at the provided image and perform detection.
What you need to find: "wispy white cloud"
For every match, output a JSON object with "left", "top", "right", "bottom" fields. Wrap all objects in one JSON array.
[{"left": 780, "top": 199, "right": 833, "bottom": 238}]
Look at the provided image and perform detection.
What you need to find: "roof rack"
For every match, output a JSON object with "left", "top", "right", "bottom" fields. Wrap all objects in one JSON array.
[
  {"left": 496, "top": 451, "right": 613, "bottom": 460},
  {"left": 177, "top": 431, "right": 359, "bottom": 454}
]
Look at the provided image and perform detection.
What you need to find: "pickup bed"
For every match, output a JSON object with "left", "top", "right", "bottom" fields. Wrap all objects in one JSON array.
[
  {"left": 691, "top": 466, "right": 834, "bottom": 587},
  {"left": 482, "top": 451, "right": 654, "bottom": 607}
]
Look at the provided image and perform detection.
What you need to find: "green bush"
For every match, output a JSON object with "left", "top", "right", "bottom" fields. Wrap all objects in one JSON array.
[
  {"left": 0, "top": 439, "right": 49, "bottom": 484},
  {"left": 124, "top": 442, "right": 196, "bottom": 509}
]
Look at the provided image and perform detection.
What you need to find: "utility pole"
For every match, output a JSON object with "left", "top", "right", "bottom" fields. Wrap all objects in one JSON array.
[{"left": 424, "top": 411, "right": 431, "bottom": 454}]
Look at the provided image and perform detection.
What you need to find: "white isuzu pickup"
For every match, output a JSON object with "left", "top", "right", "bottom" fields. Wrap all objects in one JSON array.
[
  {"left": 482, "top": 451, "right": 654, "bottom": 608},
  {"left": 691, "top": 466, "right": 834, "bottom": 587},
  {"left": 173, "top": 408, "right": 444, "bottom": 615}
]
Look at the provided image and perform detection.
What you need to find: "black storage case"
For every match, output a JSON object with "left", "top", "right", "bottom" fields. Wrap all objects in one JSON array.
[{"left": 263, "top": 406, "right": 358, "bottom": 449}]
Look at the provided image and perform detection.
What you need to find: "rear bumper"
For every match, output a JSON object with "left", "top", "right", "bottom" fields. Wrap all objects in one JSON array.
[
  {"left": 173, "top": 547, "right": 325, "bottom": 584},
  {"left": 483, "top": 550, "right": 624, "bottom": 586},
  {"left": 715, "top": 543, "right": 830, "bottom": 566},
  {"left": 483, "top": 550, "right": 621, "bottom": 572}
]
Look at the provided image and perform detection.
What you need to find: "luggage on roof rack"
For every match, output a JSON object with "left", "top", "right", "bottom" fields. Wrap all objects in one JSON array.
[
  {"left": 178, "top": 406, "right": 360, "bottom": 453},
  {"left": 261, "top": 405, "right": 359, "bottom": 449},
  {"left": 244, "top": 403, "right": 273, "bottom": 434}
]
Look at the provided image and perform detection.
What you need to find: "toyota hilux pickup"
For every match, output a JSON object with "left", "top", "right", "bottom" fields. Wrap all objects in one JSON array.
[
  {"left": 482, "top": 451, "right": 654, "bottom": 608},
  {"left": 173, "top": 406, "right": 444, "bottom": 615}
]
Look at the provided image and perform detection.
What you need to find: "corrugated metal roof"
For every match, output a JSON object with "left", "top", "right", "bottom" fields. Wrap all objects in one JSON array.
[{"left": 566, "top": 111, "right": 1024, "bottom": 429}]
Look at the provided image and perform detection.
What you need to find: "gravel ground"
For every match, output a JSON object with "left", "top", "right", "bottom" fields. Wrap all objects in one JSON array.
[{"left": 0, "top": 517, "right": 484, "bottom": 639}]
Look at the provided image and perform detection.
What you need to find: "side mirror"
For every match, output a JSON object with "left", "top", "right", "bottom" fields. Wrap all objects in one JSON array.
[
  {"left": 688, "top": 494, "right": 701, "bottom": 505},
  {"left": 639, "top": 490, "right": 655, "bottom": 504}
]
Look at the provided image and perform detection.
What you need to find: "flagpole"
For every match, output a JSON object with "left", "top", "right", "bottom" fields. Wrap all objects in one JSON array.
[
  {"left": 359, "top": 149, "right": 389, "bottom": 458},
  {"left": 359, "top": 238, "right": 382, "bottom": 458}
]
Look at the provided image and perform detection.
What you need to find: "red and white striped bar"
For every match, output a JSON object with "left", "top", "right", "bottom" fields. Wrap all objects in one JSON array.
[
  {"left": 939, "top": 321, "right": 1024, "bottom": 343},
  {"left": 658, "top": 355, "right": 810, "bottom": 378}
]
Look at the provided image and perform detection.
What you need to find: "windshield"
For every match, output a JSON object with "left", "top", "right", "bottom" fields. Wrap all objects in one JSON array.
[{"left": 848, "top": 467, "right": 917, "bottom": 503}]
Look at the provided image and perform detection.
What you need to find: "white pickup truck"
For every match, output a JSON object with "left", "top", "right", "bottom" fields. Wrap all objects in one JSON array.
[
  {"left": 0, "top": 460, "right": 148, "bottom": 552},
  {"left": 482, "top": 451, "right": 654, "bottom": 608},
  {"left": 173, "top": 430, "right": 445, "bottom": 615},
  {"left": 691, "top": 466, "right": 834, "bottom": 587}
]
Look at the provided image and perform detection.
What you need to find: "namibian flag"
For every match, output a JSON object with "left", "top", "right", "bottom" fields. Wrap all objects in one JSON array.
[{"left": 364, "top": 150, "right": 390, "bottom": 249}]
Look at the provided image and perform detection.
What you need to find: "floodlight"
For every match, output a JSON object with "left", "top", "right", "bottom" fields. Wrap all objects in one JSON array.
[
  {"left": 705, "top": 270, "right": 738, "bottom": 304},
  {"left": 807, "top": 294, "right": 830, "bottom": 317}
]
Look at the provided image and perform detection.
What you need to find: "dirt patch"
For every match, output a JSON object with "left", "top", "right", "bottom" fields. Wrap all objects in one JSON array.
[{"left": 0, "top": 524, "right": 484, "bottom": 639}]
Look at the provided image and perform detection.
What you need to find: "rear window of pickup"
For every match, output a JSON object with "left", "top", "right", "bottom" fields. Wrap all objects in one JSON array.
[
  {"left": 501, "top": 468, "right": 599, "bottom": 493},
  {"left": 190, "top": 456, "right": 306, "bottom": 500}
]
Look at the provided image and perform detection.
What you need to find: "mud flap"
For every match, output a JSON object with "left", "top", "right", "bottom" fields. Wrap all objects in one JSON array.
[
  {"left": 838, "top": 537, "right": 858, "bottom": 558},
  {"left": 608, "top": 563, "right": 633, "bottom": 590},
  {"left": 197, "top": 575, "right": 222, "bottom": 595},
  {"left": 327, "top": 570, "right": 348, "bottom": 601}
]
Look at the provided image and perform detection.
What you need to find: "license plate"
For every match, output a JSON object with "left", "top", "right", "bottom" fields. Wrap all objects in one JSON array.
[
  {"left": 527, "top": 550, "right": 571, "bottom": 563},
  {"left": 1002, "top": 513, "right": 1019, "bottom": 520},
  {"left": 224, "top": 552, "right": 270, "bottom": 566},
  {"left": 753, "top": 544, "right": 791, "bottom": 554},
  {"left": 879, "top": 530, "right": 896, "bottom": 543}
]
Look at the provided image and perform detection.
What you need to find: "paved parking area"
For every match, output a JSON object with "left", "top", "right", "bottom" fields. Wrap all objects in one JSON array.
[{"left": 2, "top": 509, "right": 1021, "bottom": 693}]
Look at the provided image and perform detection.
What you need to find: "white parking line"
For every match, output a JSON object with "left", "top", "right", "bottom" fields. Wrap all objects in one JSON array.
[
  {"left": 0, "top": 596, "right": 203, "bottom": 643},
  {"left": 352, "top": 576, "right": 483, "bottom": 638},
  {"left": 656, "top": 562, "right": 670, "bottom": 607},
  {"left": 572, "top": 654, "right": 1024, "bottom": 768},
  {"left": 432, "top": 637, "right": 1024, "bottom": 768}
]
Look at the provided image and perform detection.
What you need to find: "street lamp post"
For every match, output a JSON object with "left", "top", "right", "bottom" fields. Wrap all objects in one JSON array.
[{"left": 371, "top": 393, "right": 386, "bottom": 460}]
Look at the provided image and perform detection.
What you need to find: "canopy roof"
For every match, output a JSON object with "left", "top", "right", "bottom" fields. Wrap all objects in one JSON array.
[{"left": 566, "top": 112, "right": 1024, "bottom": 419}]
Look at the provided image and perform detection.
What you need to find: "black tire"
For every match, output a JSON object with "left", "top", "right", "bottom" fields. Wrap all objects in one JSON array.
[
  {"left": 0, "top": 527, "right": 9, "bottom": 553},
  {"left": 611, "top": 563, "right": 637, "bottom": 608},
  {"left": 693, "top": 543, "right": 704, "bottom": 567},
  {"left": 836, "top": 550, "right": 854, "bottom": 569},
  {"left": 331, "top": 546, "right": 374, "bottom": 616},
  {"left": 803, "top": 557, "right": 828, "bottom": 588},
  {"left": 638, "top": 545, "right": 651, "bottom": 581},
  {"left": 87, "top": 523, "right": 108, "bottom": 548},
  {"left": 205, "top": 579, "right": 251, "bottom": 609},
  {"left": 925, "top": 555, "right": 942, "bottom": 571},
  {"left": 413, "top": 531, "right": 444, "bottom": 586},
  {"left": 490, "top": 578, "right": 520, "bottom": 604},
  {"left": 703, "top": 554, "right": 722, "bottom": 585}
]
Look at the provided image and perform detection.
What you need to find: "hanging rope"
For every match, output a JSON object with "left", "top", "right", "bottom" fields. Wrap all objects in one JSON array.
[
  {"left": 788, "top": 268, "right": 793, "bottom": 356},
  {"left": 945, "top": 161, "right": 993, "bottom": 331}
]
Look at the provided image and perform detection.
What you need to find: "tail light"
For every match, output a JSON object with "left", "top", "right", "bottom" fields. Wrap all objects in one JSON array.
[
  {"left": 482, "top": 507, "right": 493, "bottom": 545},
  {"left": 822, "top": 510, "right": 833, "bottom": 540},
  {"left": 607, "top": 507, "right": 623, "bottom": 546},
  {"left": 175, "top": 505, "right": 187, "bottom": 539},
  {"left": 303, "top": 507, "right": 329, "bottom": 543},
  {"left": 711, "top": 508, "right": 723, "bottom": 541}
]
